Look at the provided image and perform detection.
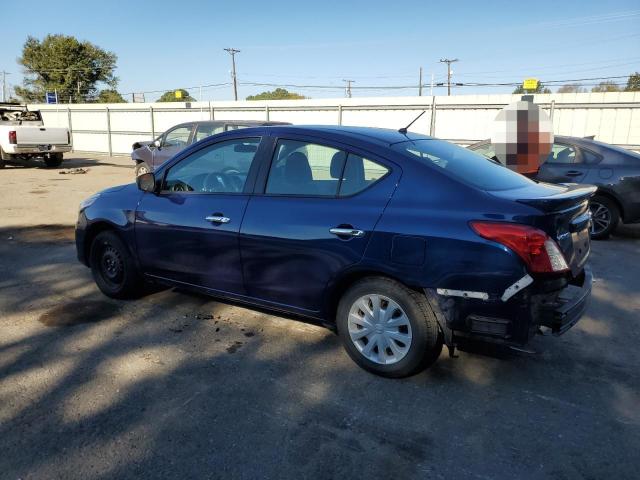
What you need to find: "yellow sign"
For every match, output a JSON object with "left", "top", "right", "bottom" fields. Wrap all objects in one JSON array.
[
  {"left": 174, "top": 90, "right": 183, "bottom": 99},
  {"left": 523, "top": 78, "right": 539, "bottom": 90}
]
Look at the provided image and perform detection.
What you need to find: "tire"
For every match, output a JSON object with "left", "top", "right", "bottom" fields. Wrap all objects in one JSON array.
[
  {"left": 90, "top": 231, "right": 144, "bottom": 299},
  {"left": 589, "top": 195, "right": 619, "bottom": 240},
  {"left": 44, "top": 153, "right": 63, "bottom": 168},
  {"left": 336, "top": 277, "right": 442, "bottom": 378},
  {"left": 135, "top": 161, "right": 151, "bottom": 177}
]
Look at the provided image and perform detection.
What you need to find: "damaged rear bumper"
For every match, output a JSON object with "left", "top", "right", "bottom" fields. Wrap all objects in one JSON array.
[{"left": 426, "top": 265, "right": 593, "bottom": 347}]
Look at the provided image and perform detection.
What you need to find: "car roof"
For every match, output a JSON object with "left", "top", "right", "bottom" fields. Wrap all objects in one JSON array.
[
  {"left": 225, "top": 125, "right": 432, "bottom": 147},
  {"left": 190, "top": 120, "right": 290, "bottom": 126}
]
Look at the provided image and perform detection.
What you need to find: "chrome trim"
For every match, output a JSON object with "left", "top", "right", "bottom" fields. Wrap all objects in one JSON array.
[
  {"left": 329, "top": 228, "right": 365, "bottom": 237},
  {"left": 205, "top": 215, "right": 230, "bottom": 224}
]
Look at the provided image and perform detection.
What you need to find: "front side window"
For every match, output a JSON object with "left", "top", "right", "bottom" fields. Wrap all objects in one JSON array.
[
  {"left": 163, "top": 138, "right": 260, "bottom": 193},
  {"left": 163, "top": 126, "right": 192, "bottom": 148}
]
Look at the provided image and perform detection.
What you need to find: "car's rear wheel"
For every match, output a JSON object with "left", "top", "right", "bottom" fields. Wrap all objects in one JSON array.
[
  {"left": 337, "top": 277, "right": 442, "bottom": 377},
  {"left": 90, "top": 231, "right": 144, "bottom": 299},
  {"left": 589, "top": 195, "right": 619, "bottom": 240},
  {"left": 44, "top": 153, "right": 63, "bottom": 168},
  {"left": 135, "top": 161, "right": 151, "bottom": 177}
]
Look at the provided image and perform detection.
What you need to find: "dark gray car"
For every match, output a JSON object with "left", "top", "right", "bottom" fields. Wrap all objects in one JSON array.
[
  {"left": 468, "top": 136, "right": 640, "bottom": 239},
  {"left": 132, "top": 120, "right": 290, "bottom": 176}
]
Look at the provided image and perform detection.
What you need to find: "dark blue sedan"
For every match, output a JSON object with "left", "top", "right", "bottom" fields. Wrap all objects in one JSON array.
[{"left": 76, "top": 126, "right": 594, "bottom": 377}]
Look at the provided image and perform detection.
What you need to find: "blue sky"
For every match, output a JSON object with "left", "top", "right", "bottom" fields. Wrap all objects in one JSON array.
[{"left": 2, "top": 0, "right": 639, "bottom": 101}]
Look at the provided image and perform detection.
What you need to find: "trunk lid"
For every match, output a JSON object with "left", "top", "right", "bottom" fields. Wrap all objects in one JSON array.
[
  {"left": 15, "top": 127, "right": 69, "bottom": 145},
  {"left": 490, "top": 182, "right": 596, "bottom": 276}
]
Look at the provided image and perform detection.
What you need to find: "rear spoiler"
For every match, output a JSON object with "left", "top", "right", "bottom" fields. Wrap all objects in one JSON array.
[{"left": 516, "top": 184, "right": 597, "bottom": 212}]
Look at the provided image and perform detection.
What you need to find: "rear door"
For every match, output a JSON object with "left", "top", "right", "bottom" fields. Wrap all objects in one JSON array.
[
  {"left": 152, "top": 124, "right": 194, "bottom": 167},
  {"left": 135, "top": 136, "right": 264, "bottom": 294},
  {"left": 537, "top": 142, "right": 590, "bottom": 184},
  {"left": 239, "top": 136, "right": 400, "bottom": 313}
]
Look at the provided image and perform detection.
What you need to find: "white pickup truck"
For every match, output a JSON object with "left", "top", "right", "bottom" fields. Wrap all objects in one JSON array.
[{"left": 0, "top": 104, "right": 72, "bottom": 168}]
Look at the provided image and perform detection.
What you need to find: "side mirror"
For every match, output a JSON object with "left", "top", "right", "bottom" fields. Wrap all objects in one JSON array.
[
  {"left": 153, "top": 139, "right": 161, "bottom": 149},
  {"left": 137, "top": 172, "right": 156, "bottom": 193}
]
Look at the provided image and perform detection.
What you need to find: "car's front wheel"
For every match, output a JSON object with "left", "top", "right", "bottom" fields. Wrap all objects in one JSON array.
[
  {"left": 337, "top": 277, "right": 442, "bottom": 377},
  {"left": 90, "top": 231, "right": 144, "bottom": 299},
  {"left": 589, "top": 195, "right": 619, "bottom": 240},
  {"left": 135, "top": 161, "right": 151, "bottom": 177}
]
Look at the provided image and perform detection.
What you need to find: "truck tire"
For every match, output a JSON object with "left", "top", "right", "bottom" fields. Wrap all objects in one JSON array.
[
  {"left": 336, "top": 277, "right": 442, "bottom": 378},
  {"left": 44, "top": 153, "right": 63, "bottom": 168}
]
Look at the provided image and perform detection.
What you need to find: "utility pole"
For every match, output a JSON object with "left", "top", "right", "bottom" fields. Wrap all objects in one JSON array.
[
  {"left": 343, "top": 79, "right": 354, "bottom": 98},
  {"left": 418, "top": 67, "right": 423, "bottom": 96},
  {"left": 1, "top": 71, "right": 10, "bottom": 102},
  {"left": 224, "top": 48, "right": 240, "bottom": 101},
  {"left": 439, "top": 58, "right": 458, "bottom": 96}
]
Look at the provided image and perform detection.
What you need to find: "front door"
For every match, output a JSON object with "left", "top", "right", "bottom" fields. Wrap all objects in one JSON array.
[
  {"left": 152, "top": 124, "right": 194, "bottom": 168},
  {"left": 240, "top": 137, "right": 399, "bottom": 313},
  {"left": 135, "top": 136, "right": 263, "bottom": 294}
]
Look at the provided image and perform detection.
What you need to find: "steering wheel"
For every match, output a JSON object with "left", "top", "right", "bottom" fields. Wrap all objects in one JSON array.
[
  {"left": 221, "top": 167, "right": 241, "bottom": 176},
  {"left": 171, "top": 180, "right": 193, "bottom": 192},
  {"left": 203, "top": 173, "right": 227, "bottom": 192}
]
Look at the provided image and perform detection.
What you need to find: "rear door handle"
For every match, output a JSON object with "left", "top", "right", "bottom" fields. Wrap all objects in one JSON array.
[
  {"left": 330, "top": 227, "right": 364, "bottom": 237},
  {"left": 205, "top": 215, "right": 230, "bottom": 224},
  {"left": 565, "top": 171, "right": 583, "bottom": 176}
]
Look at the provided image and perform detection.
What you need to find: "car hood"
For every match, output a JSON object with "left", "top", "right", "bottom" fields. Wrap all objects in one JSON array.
[{"left": 99, "top": 183, "right": 136, "bottom": 195}]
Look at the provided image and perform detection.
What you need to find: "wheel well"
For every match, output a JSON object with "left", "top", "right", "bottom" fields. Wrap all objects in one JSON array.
[
  {"left": 324, "top": 270, "right": 422, "bottom": 323},
  {"left": 594, "top": 189, "right": 624, "bottom": 221},
  {"left": 83, "top": 222, "right": 117, "bottom": 266}
]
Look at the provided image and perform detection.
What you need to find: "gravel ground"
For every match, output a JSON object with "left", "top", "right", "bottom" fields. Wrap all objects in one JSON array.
[{"left": 0, "top": 154, "right": 639, "bottom": 479}]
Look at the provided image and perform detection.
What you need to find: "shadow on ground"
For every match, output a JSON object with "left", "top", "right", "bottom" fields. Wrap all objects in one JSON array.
[{"left": 0, "top": 224, "right": 638, "bottom": 479}]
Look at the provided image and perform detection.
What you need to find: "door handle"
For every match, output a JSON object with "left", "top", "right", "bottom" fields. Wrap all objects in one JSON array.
[
  {"left": 565, "top": 171, "right": 582, "bottom": 176},
  {"left": 205, "top": 215, "right": 230, "bottom": 224},
  {"left": 330, "top": 227, "right": 364, "bottom": 237}
]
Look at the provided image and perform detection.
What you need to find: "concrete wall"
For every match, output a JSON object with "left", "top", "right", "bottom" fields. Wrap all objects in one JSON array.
[{"left": 30, "top": 91, "right": 640, "bottom": 155}]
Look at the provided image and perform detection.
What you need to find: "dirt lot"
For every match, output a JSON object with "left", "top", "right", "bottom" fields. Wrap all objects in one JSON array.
[{"left": 1, "top": 154, "right": 639, "bottom": 479}]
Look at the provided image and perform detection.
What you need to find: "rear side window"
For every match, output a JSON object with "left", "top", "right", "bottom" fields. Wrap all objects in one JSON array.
[
  {"left": 546, "top": 143, "right": 578, "bottom": 164},
  {"left": 266, "top": 140, "right": 344, "bottom": 196},
  {"left": 340, "top": 155, "right": 389, "bottom": 196},
  {"left": 194, "top": 124, "right": 224, "bottom": 142},
  {"left": 394, "top": 139, "right": 533, "bottom": 191},
  {"left": 265, "top": 139, "right": 389, "bottom": 196}
]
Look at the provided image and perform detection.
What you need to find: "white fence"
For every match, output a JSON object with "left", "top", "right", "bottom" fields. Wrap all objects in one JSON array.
[{"left": 31, "top": 91, "right": 640, "bottom": 155}]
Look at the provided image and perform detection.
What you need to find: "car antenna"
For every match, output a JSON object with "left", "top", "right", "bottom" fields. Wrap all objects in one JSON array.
[{"left": 398, "top": 111, "right": 426, "bottom": 134}]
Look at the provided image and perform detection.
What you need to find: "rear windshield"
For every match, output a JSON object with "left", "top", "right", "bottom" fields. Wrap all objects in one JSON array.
[{"left": 392, "top": 139, "right": 534, "bottom": 191}]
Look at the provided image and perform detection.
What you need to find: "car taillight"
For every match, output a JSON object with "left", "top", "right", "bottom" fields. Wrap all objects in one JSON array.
[
  {"left": 9, "top": 131, "right": 17, "bottom": 144},
  {"left": 470, "top": 221, "right": 569, "bottom": 273}
]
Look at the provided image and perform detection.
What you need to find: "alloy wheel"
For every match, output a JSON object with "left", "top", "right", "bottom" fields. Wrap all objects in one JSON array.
[
  {"left": 590, "top": 201, "right": 611, "bottom": 236},
  {"left": 348, "top": 294, "right": 413, "bottom": 365}
]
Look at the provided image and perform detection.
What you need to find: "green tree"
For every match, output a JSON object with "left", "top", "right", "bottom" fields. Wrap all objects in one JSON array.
[
  {"left": 157, "top": 89, "right": 196, "bottom": 102},
  {"left": 246, "top": 88, "right": 306, "bottom": 100},
  {"left": 95, "top": 89, "right": 126, "bottom": 103},
  {"left": 15, "top": 34, "right": 118, "bottom": 103},
  {"left": 512, "top": 82, "right": 552, "bottom": 94},
  {"left": 591, "top": 81, "right": 621, "bottom": 92},
  {"left": 624, "top": 72, "right": 640, "bottom": 92},
  {"left": 556, "top": 84, "right": 586, "bottom": 93}
]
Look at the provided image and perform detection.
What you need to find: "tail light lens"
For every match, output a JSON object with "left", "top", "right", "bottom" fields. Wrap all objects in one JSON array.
[
  {"left": 470, "top": 221, "right": 569, "bottom": 273},
  {"left": 9, "top": 131, "right": 17, "bottom": 144}
]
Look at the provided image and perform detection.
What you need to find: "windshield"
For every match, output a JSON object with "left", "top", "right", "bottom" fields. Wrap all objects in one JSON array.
[{"left": 392, "top": 139, "right": 535, "bottom": 191}]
